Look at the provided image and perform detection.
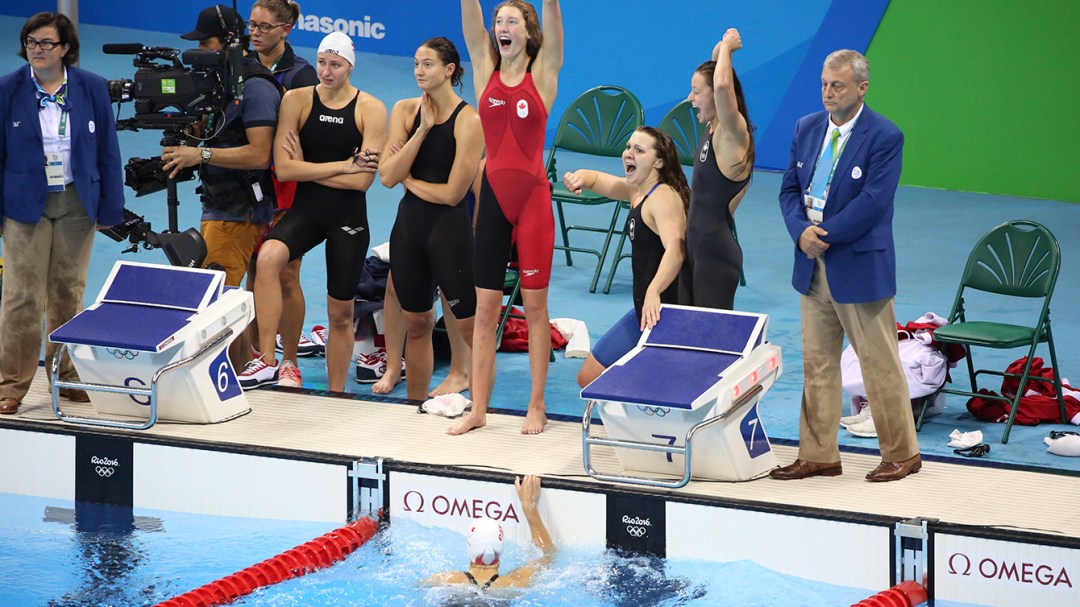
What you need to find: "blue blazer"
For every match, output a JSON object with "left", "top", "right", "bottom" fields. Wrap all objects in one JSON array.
[
  {"left": 778, "top": 105, "right": 904, "bottom": 304},
  {"left": 0, "top": 65, "right": 125, "bottom": 227}
]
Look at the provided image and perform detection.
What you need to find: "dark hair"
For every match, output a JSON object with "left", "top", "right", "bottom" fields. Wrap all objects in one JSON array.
[
  {"left": 422, "top": 36, "right": 465, "bottom": 89},
  {"left": 489, "top": 0, "right": 542, "bottom": 60},
  {"left": 694, "top": 60, "right": 755, "bottom": 172},
  {"left": 19, "top": 12, "right": 79, "bottom": 65},
  {"left": 637, "top": 126, "right": 691, "bottom": 213},
  {"left": 253, "top": 0, "right": 301, "bottom": 26}
]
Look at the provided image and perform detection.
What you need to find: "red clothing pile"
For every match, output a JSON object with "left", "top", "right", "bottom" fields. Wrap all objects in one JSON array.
[
  {"left": 966, "top": 356, "right": 1080, "bottom": 425},
  {"left": 496, "top": 306, "right": 569, "bottom": 353}
]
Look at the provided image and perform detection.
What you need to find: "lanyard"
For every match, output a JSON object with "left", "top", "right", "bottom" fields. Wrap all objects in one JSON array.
[
  {"left": 809, "top": 130, "right": 851, "bottom": 196},
  {"left": 58, "top": 109, "right": 68, "bottom": 138}
]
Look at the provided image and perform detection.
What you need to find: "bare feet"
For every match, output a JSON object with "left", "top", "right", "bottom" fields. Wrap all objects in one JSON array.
[
  {"left": 371, "top": 368, "right": 402, "bottom": 395},
  {"left": 429, "top": 371, "right": 470, "bottom": 397},
  {"left": 521, "top": 407, "right": 547, "bottom": 435},
  {"left": 447, "top": 411, "right": 486, "bottom": 435}
]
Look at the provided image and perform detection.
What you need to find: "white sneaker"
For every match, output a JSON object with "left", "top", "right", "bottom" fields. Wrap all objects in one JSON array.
[
  {"left": 310, "top": 325, "right": 328, "bottom": 355},
  {"left": 847, "top": 416, "right": 878, "bottom": 438},
  {"left": 355, "top": 349, "right": 406, "bottom": 384},
  {"left": 277, "top": 360, "right": 302, "bottom": 388},
  {"left": 275, "top": 333, "right": 321, "bottom": 357},
  {"left": 840, "top": 407, "right": 873, "bottom": 428},
  {"left": 238, "top": 357, "right": 279, "bottom": 390}
]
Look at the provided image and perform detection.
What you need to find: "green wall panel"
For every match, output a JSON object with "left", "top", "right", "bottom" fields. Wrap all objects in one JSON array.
[{"left": 867, "top": 1, "right": 1079, "bottom": 202}]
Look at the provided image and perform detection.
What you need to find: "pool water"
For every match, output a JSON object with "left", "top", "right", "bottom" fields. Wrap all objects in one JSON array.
[{"left": 0, "top": 493, "right": 986, "bottom": 607}]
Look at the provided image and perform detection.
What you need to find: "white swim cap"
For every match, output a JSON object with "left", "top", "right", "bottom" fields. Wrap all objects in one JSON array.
[
  {"left": 318, "top": 31, "right": 355, "bottom": 66},
  {"left": 466, "top": 517, "right": 504, "bottom": 566}
]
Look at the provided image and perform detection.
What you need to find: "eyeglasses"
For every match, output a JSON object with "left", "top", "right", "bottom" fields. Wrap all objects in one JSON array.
[
  {"left": 953, "top": 443, "right": 991, "bottom": 458},
  {"left": 24, "top": 38, "right": 62, "bottom": 50},
  {"left": 246, "top": 21, "right": 287, "bottom": 33}
]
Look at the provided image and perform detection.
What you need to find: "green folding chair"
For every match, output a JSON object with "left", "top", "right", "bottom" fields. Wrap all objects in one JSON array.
[
  {"left": 925, "top": 220, "right": 1066, "bottom": 443},
  {"left": 546, "top": 85, "right": 644, "bottom": 293}
]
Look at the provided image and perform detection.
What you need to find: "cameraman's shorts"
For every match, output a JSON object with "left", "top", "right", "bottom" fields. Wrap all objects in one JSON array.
[{"left": 201, "top": 219, "right": 267, "bottom": 286}]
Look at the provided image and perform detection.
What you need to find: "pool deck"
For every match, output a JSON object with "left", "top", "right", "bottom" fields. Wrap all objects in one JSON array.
[{"left": 4, "top": 368, "right": 1077, "bottom": 542}]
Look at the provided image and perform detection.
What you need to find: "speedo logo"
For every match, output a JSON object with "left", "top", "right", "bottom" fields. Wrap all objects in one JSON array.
[
  {"left": 488, "top": 97, "right": 506, "bottom": 108},
  {"left": 319, "top": 114, "right": 344, "bottom": 124},
  {"left": 522, "top": 269, "right": 539, "bottom": 277},
  {"left": 446, "top": 299, "right": 461, "bottom": 308}
]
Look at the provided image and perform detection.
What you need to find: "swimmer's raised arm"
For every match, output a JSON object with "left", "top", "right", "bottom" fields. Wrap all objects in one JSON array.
[{"left": 497, "top": 475, "right": 555, "bottom": 587}]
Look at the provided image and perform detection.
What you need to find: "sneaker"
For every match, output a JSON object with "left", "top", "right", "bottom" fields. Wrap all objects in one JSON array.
[
  {"left": 840, "top": 406, "right": 873, "bottom": 428},
  {"left": 238, "top": 357, "right": 279, "bottom": 390},
  {"left": 847, "top": 415, "right": 878, "bottom": 438},
  {"left": 310, "top": 325, "right": 328, "bottom": 355},
  {"left": 277, "top": 360, "right": 302, "bottom": 388},
  {"left": 275, "top": 333, "right": 321, "bottom": 357},
  {"left": 355, "top": 349, "right": 406, "bottom": 384}
]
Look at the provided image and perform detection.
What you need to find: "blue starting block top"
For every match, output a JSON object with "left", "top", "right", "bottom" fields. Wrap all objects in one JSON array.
[
  {"left": 50, "top": 261, "right": 226, "bottom": 353},
  {"left": 581, "top": 306, "right": 769, "bottom": 410}
]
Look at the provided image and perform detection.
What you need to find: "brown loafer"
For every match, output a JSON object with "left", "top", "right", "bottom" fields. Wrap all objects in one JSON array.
[
  {"left": 770, "top": 459, "right": 842, "bottom": 480},
  {"left": 866, "top": 454, "right": 922, "bottom": 482},
  {"left": 0, "top": 397, "right": 20, "bottom": 415},
  {"left": 59, "top": 388, "right": 91, "bottom": 403}
]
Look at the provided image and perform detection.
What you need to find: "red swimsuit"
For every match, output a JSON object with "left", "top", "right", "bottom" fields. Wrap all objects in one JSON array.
[{"left": 474, "top": 66, "right": 554, "bottom": 290}]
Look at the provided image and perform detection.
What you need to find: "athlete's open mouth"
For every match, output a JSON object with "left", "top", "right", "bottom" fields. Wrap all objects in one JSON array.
[
  {"left": 498, "top": 36, "right": 512, "bottom": 48},
  {"left": 625, "top": 163, "right": 637, "bottom": 177}
]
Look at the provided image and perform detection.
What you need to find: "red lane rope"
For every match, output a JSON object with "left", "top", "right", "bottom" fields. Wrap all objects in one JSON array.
[
  {"left": 154, "top": 517, "right": 379, "bottom": 607},
  {"left": 851, "top": 581, "right": 928, "bottom": 607}
]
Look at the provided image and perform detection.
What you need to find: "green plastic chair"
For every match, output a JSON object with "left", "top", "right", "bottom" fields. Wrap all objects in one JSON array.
[
  {"left": 546, "top": 86, "right": 644, "bottom": 293},
  {"left": 925, "top": 220, "right": 1066, "bottom": 443},
  {"left": 601, "top": 100, "right": 746, "bottom": 294}
]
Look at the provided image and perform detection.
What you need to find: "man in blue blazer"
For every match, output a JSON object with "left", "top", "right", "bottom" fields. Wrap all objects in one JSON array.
[
  {"left": 773, "top": 49, "right": 921, "bottom": 482},
  {"left": 0, "top": 12, "right": 124, "bottom": 415}
]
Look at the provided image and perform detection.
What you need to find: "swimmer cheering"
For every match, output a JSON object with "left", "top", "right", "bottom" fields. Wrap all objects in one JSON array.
[{"left": 450, "top": 0, "right": 564, "bottom": 436}]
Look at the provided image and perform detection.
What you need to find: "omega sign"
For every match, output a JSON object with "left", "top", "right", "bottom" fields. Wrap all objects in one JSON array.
[
  {"left": 947, "top": 552, "right": 1072, "bottom": 588},
  {"left": 91, "top": 455, "right": 119, "bottom": 478},
  {"left": 401, "top": 490, "right": 520, "bottom": 523}
]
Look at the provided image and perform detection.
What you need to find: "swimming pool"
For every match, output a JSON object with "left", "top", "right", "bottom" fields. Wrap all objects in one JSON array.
[{"left": 0, "top": 492, "right": 993, "bottom": 607}]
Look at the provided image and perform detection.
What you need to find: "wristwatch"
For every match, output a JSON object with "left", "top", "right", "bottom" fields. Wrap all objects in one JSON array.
[{"left": 200, "top": 147, "right": 213, "bottom": 165}]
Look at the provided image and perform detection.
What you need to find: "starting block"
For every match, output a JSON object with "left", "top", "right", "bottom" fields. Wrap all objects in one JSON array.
[
  {"left": 49, "top": 261, "right": 254, "bottom": 430},
  {"left": 582, "top": 305, "right": 782, "bottom": 488}
]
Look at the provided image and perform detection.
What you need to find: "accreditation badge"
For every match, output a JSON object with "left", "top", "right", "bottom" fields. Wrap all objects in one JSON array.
[
  {"left": 804, "top": 194, "right": 825, "bottom": 225},
  {"left": 45, "top": 152, "right": 66, "bottom": 190}
]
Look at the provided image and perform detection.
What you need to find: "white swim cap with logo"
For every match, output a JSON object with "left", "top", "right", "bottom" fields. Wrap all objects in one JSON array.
[
  {"left": 466, "top": 517, "right": 504, "bottom": 566},
  {"left": 318, "top": 31, "right": 355, "bottom": 66}
]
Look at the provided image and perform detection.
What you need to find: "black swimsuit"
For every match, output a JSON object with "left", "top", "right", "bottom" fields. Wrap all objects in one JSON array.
[
  {"left": 389, "top": 100, "right": 476, "bottom": 319},
  {"left": 629, "top": 184, "right": 678, "bottom": 322},
  {"left": 678, "top": 136, "right": 748, "bottom": 309},
  {"left": 267, "top": 88, "right": 368, "bottom": 301}
]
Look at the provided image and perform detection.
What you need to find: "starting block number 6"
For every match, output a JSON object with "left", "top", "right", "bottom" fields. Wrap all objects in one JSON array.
[
  {"left": 216, "top": 361, "right": 230, "bottom": 393},
  {"left": 207, "top": 349, "right": 242, "bottom": 401}
]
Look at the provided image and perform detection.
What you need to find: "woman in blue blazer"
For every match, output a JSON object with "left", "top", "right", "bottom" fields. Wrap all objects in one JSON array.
[{"left": 0, "top": 12, "right": 124, "bottom": 415}]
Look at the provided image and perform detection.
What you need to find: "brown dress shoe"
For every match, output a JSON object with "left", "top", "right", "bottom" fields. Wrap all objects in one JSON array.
[
  {"left": 770, "top": 459, "right": 843, "bottom": 480},
  {"left": 59, "top": 388, "right": 92, "bottom": 403},
  {"left": 0, "top": 397, "right": 20, "bottom": 415},
  {"left": 866, "top": 454, "right": 922, "bottom": 482}
]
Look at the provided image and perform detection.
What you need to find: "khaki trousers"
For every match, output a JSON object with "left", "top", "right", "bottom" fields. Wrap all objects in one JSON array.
[
  {"left": 797, "top": 258, "right": 919, "bottom": 463},
  {"left": 0, "top": 186, "right": 95, "bottom": 400}
]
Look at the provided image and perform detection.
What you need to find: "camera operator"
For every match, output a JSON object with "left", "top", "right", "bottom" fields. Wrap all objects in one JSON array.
[
  {"left": 0, "top": 12, "right": 125, "bottom": 415},
  {"left": 160, "top": 4, "right": 282, "bottom": 292}
]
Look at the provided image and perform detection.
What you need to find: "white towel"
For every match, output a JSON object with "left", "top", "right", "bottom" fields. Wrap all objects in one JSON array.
[
  {"left": 947, "top": 429, "right": 983, "bottom": 449},
  {"left": 371, "top": 241, "right": 391, "bottom": 263},
  {"left": 551, "top": 318, "right": 590, "bottom": 358},
  {"left": 1045, "top": 434, "right": 1080, "bottom": 457},
  {"left": 421, "top": 393, "right": 471, "bottom": 417}
]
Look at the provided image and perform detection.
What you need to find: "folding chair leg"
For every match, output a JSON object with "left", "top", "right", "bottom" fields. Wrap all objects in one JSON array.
[
  {"left": 603, "top": 218, "right": 631, "bottom": 294},
  {"left": 1000, "top": 351, "right": 1040, "bottom": 444},
  {"left": 588, "top": 203, "right": 625, "bottom": 293},
  {"left": 1044, "top": 326, "right": 1068, "bottom": 423},
  {"left": 555, "top": 200, "right": 573, "bottom": 267}
]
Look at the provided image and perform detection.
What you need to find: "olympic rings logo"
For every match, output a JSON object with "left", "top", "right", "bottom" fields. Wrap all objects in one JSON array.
[
  {"left": 626, "top": 525, "right": 647, "bottom": 538},
  {"left": 107, "top": 348, "right": 139, "bottom": 360},
  {"left": 95, "top": 466, "right": 115, "bottom": 478},
  {"left": 637, "top": 406, "right": 669, "bottom": 417}
]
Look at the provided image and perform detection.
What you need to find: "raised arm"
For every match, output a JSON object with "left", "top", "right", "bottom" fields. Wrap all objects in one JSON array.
[
  {"left": 534, "top": 0, "right": 564, "bottom": 110},
  {"left": 710, "top": 28, "right": 752, "bottom": 181},
  {"left": 461, "top": 0, "right": 495, "bottom": 98},
  {"left": 500, "top": 475, "right": 555, "bottom": 587},
  {"left": 402, "top": 107, "right": 484, "bottom": 205},
  {"left": 640, "top": 188, "right": 686, "bottom": 330},
  {"left": 561, "top": 169, "right": 634, "bottom": 202}
]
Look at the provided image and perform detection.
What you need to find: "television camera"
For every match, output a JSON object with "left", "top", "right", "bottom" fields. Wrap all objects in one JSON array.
[{"left": 101, "top": 37, "right": 246, "bottom": 268}]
